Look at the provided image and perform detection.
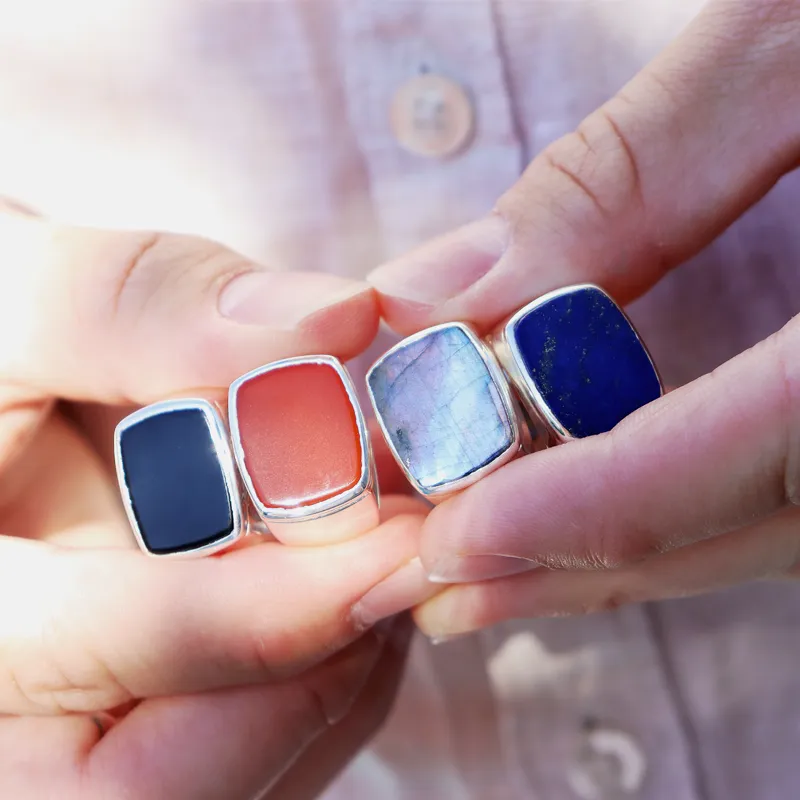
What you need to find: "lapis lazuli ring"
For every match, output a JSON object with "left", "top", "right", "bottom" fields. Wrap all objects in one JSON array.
[
  {"left": 228, "top": 355, "right": 379, "bottom": 545},
  {"left": 367, "top": 322, "right": 529, "bottom": 500},
  {"left": 115, "top": 398, "right": 245, "bottom": 558},
  {"left": 490, "top": 283, "right": 663, "bottom": 443}
]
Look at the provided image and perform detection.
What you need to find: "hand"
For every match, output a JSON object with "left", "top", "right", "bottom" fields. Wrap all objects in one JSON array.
[
  {"left": 367, "top": 0, "right": 800, "bottom": 639},
  {"left": 0, "top": 201, "right": 428, "bottom": 798}
]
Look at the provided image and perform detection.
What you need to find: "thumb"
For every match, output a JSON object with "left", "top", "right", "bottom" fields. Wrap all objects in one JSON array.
[
  {"left": 0, "top": 211, "right": 378, "bottom": 403},
  {"left": 368, "top": 0, "right": 800, "bottom": 334}
]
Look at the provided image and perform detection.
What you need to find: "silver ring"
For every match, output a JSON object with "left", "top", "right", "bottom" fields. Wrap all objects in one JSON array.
[
  {"left": 115, "top": 398, "right": 247, "bottom": 558},
  {"left": 228, "top": 355, "right": 379, "bottom": 544},
  {"left": 367, "top": 321, "right": 531, "bottom": 501},
  {"left": 490, "top": 283, "right": 663, "bottom": 443}
]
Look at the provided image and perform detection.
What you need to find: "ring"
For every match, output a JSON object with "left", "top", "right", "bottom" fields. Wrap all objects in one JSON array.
[
  {"left": 367, "top": 284, "right": 662, "bottom": 500},
  {"left": 491, "top": 284, "right": 663, "bottom": 442},
  {"left": 228, "top": 355, "right": 379, "bottom": 544},
  {"left": 367, "top": 322, "right": 529, "bottom": 500},
  {"left": 115, "top": 398, "right": 245, "bottom": 557}
]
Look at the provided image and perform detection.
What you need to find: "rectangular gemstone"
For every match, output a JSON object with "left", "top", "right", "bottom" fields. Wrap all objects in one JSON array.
[
  {"left": 231, "top": 361, "right": 363, "bottom": 511},
  {"left": 509, "top": 285, "right": 662, "bottom": 439},
  {"left": 118, "top": 406, "right": 235, "bottom": 555},
  {"left": 368, "top": 325, "right": 513, "bottom": 491}
]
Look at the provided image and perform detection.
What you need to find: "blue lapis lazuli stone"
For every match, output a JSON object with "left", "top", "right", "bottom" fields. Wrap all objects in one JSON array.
[
  {"left": 120, "top": 408, "right": 234, "bottom": 554},
  {"left": 512, "top": 287, "right": 661, "bottom": 438}
]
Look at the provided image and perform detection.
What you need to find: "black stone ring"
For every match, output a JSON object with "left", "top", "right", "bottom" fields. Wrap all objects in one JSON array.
[{"left": 114, "top": 398, "right": 248, "bottom": 558}]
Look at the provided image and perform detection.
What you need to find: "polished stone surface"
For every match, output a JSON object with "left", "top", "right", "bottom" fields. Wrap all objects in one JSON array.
[
  {"left": 119, "top": 408, "right": 234, "bottom": 554},
  {"left": 369, "top": 325, "right": 513, "bottom": 491},
  {"left": 233, "top": 362, "right": 362, "bottom": 510},
  {"left": 512, "top": 286, "right": 661, "bottom": 438}
]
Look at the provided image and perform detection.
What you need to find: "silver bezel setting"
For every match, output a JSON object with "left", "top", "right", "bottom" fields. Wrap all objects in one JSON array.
[
  {"left": 114, "top": 398, "right": 245, "bottom": 558},
  {"left": 228, "top": 355, "right": 376, "bottom": 524},
  {"left": 495, "top": 283, "right": 664, "bottom": 443},
  {"left": 367, "top": 321, "right": 522, "bottom": 499}
]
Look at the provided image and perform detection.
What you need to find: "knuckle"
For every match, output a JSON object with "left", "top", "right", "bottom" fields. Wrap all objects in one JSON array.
[
  {"left": 537, "top": 102, "right": 644, "bottom": 223},
  {"left": 233, "top": 616, "right": 304, "bottom": 682},
  {"left": 505, "top": 99, "right": 668, "bottom": 280},
  {"left": 4, "top": 588, "right": 136, "bottom": 714},
  {"left": 7, "top": 650, "right": 134, "bottom": 715},
  {"left": 583, "top": 524, "right": 663, "bottom": 570},
  {"left": 106, "top": 231, "right": 248, "bottom": 322}
]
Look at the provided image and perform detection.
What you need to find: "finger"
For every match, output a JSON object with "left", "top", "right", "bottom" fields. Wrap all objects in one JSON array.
[
  {"left": 0, "top": 211, "right": 379, "bottom": 403},
  {"left": 86, "top": 635, "right": 385, "bottom": 800},
  {"left": 0, "top": 512, "right": 425, "bottom": 715},
  {"left": 0, "top": 411, "right": 127, "bottom": 546},
  {"left": 0, "top": 714, "right": 101, "bottom": 798},
  {"left": 368, "top": 0, "right": 800, "bottom": 333},
  {"left": 419, "top": 317, "right": 800, "bottom": 579},
  {"left": 378, "top": 494, "right": 430, "bottom": 521},
  {"left": 414, "top": 508, "right": 800, "bottom": 639},
  {"left": 268, "top": 615, "right": 414, "bottom": 800},
  {"left": 0, "top": 634, "right": 384, "bottom": 800}
]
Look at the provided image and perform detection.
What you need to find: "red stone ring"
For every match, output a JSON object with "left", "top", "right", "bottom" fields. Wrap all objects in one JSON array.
[{"left": 228, "top": 355, "right": 379, "bottom": 546}]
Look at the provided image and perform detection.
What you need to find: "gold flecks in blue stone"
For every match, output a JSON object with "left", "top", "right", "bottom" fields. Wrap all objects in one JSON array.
[{"left": 511, "top": 286, "right": 661, "bottom": 438}]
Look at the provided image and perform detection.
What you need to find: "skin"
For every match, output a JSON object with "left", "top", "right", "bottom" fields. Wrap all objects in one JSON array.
[
  {"left": 366, "top": 0, "right": 800, "bottom": 639},
  {"left": 5, "top": 0, "right": 800, "bottom": 791},
  {"left": 0, "top": 202, "right": 428, "bottom": 798}
]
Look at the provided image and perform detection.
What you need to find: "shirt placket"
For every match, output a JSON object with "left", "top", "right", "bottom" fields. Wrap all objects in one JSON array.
[{"left": 336, "top": 0, "right": 522, "bottom": 259}]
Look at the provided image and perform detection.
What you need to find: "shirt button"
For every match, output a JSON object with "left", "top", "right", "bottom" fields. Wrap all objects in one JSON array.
[
  {"left": 566, "top": 721, "right": 647, "bottom": 800},
  {"left": 390, "top": 73, "right": 475, "bottom": 159}
]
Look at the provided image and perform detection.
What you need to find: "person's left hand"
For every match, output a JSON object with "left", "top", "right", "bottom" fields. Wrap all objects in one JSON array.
[{"left": 0, "top": 200, "right": 429, "bottom": 799}]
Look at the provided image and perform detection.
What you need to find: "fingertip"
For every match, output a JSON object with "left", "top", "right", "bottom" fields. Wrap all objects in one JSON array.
[
  {"left": 281, "top": 281, "right": 382, "bottom": 362},
  {"left": 373, "top": 292, "right": 437, "bottom": 336}
]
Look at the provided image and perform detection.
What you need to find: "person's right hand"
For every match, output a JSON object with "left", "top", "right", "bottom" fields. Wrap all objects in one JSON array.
[
  {"left": 367, "top": 0, "right": 800, "bottom": 639},
  {"left": 0, "top": 203, "right": 428, "bottom": 799}
]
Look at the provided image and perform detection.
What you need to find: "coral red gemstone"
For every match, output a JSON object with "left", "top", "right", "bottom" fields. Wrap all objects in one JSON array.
[{"left": 233, "top": 362, "right": 363, "bottom": 509}]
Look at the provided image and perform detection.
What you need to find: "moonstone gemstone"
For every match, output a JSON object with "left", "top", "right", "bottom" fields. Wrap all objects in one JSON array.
[
  {"left": 232, "top": 362, "right": 363, "bottom": 509},
  {"left": 118, "top": 407, "right": 234, "bottom": 555},
  {"left": 510, "top": 286, "right": 662, "bottom": 439},
  {"left": 368, "top": 325, "right": 513, "bottom": 491}
]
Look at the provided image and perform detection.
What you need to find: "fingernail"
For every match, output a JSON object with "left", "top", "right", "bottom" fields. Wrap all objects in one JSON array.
[
  {"left": 219, "top": 270, "right": 371, "bottom": 328},
  {"left": 427, "top": 554, "right": 537, "bottom": 584},
  {"left": 367, "top": 213, "right": 509, "bottom": 306},
  {"left": 351, "top": 557, "right": 442, "bottom": 631}
]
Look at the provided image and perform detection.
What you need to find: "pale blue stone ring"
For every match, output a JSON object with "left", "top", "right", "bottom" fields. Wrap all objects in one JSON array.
[
  {"left": 367, "top": 284, "right": 662, "bottom": 499},
  {"left": 366, "top": 322, "right": 526, "bottom": 499}
]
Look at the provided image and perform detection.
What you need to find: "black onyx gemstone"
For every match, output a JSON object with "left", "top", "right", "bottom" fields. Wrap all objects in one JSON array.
[
  {"left": 118, "top": 406, "right": 235, "bottom": 555},
  {"left": 512, "top": 286, "right": 662, "bottom": 439}
]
